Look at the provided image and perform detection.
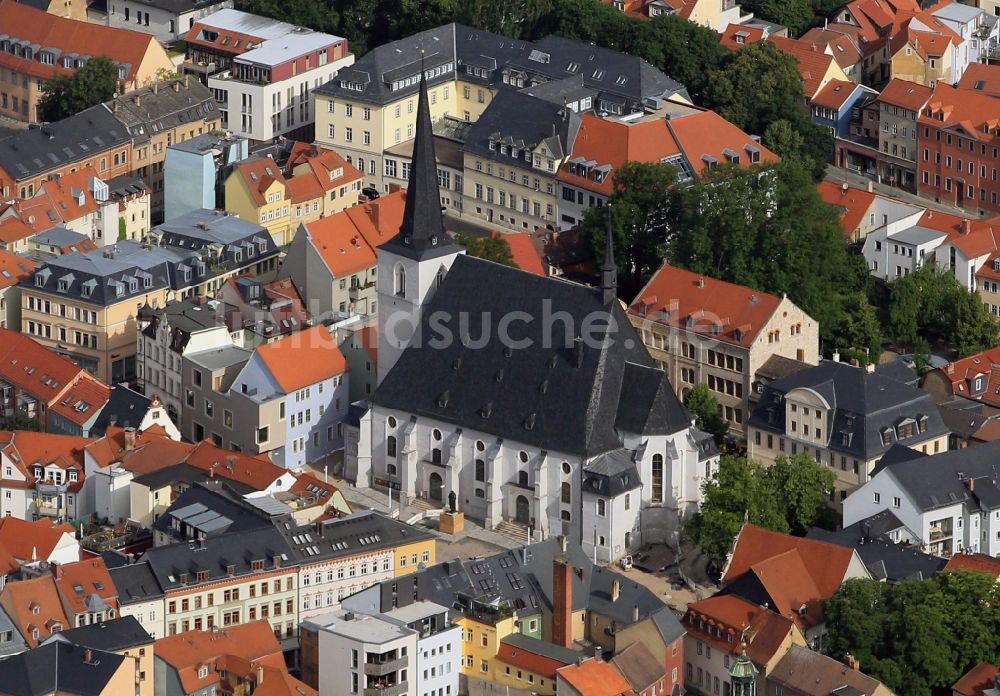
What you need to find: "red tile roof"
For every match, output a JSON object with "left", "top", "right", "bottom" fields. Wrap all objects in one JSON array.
[
  {"left": 768, "top": 36, "right": 840, "bottom": 98},
  {"left": 0, "top": 517, "right": 77, "bottom": 564},
  {"left": 958, "top": 63, "right": 1000, "bottom": 99},
  {"left": 0, "top": 249, "right": 37, "bottom": 289},
  {"left": 799, "top": 27, "right": 863, "bottom": 69},
  {"left": 666, "top": 110, "right": 779, "bottom": 174},
  {"left": 557, "top": 658, "right": 633, "bottom": 696},
  {"left": 0, "top": 430, "right": 89, "bottom": 493},
  {"left": 628, "top": 264, "right": 784, "bottom": 349},
  {"left": 720, "top": 23, "right": 765, "bottom": 50},
  {"left": 254, "top": 324, "right": 347, "bottom": 393},
  {"left": 0, "top": 574, "right": 71, "bottom": 647},
  {"left": 54, "top": 557, "right": 118, "bottom": 618},
  {"left": 232, "top": 145, "right": 362, "bottom": 207},
  {"left": 879, "top": 77, "right": 933, "bottom": 112},
  {"left": 184, "top": 440, "right": 288, "bottom": 491},
  {"left": 811, "top": 79, "right": 862, "bottom": 110},
  {"left": 817, "top": 181, "right": 877, "bottom": 239},
  {"left": 920, "top": 82, "right": 1000, "bottom": 145},
  {"left": 944, "top": 553, "right": 1000, "bottom": 578},
  {"left": 0, "top": 0, "right": 162, "bottom": 84},
  {"left": 684, "top": 594, "right": 798, "bottom": 666},
  {"left": 497, "top": 639, "right": 576, "bottom": 679},
  {"left": 49, "top": 375, "right": 111, "bottom": 426},
  {"left": 724, "top": 524, "right": 857, "bottom": 606},
  {"left": 503, "top": 232, "right": 547, "bottom": 276},
  {"left": 953, "top": 662, "right": 1000, "bottom": 696}
]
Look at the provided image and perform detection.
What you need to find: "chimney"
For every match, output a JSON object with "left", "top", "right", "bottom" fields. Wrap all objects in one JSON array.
[
  {"left": 865, "top": 362, "right": 875, "bottom": 373},
  {"left": 866, "top": 180, "right": 874, "bottom": 193},
  {"left": 968, "top": 477, "right": 976, "bottom": 492},
  {"left": 832, "top": 351, "right": 841, "bottom": 363},
  {"left": 153, "top": 81, "right": 158, "bottom": 94},
  {"left": 172, "top": 81, "right": 180, "bottom": 93},
  {"left": 594, "top": 646, "right": 602, "bottom": 660},
  {"left": 552, "top": 558, "right": 573, "bottom": 649},
  {"left": 844, "top": 653, "right": 860, "bottom": 671},
  {"left": 184, "top": 75, "right": 190, "bottom": 89},
  {"left": 612, "top": 579, "right": 621, "bottom": 603},
  {"left": 632, "top": 604, "right": 639, "bottom": 623},
  {"left": 963, "top": 219, "right": 972, "bottom": 235},
  {"left": 257, "top": 663, "right": 264, "bottom": 685},
  {"left": 133, "top": 95, "right": 141, "bottom": 107},
  {"left": 123, "top": 428, "right": 137, "bottom": 451},
  {"left": 559, "top": 534, "right": 568, "bottom": 553},
  {"left": 84, "top": 648, "right": 93, "bottom": 663},
  {"left": 51, "top": 561, "right": 62, "bottom": 580},
  {"left": 111, "top": 100, "right": 118, "bottom": 113}
]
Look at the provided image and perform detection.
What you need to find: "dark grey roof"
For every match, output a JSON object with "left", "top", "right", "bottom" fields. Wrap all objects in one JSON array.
[
  {"left": 499, "top": 632, "right": 583, "bottom": 663},
  {"left": 107, "top": 79, "right": 217, "bottom": 145},
  {"left": 30, "top": 227, "right": 89, "bottom": 248},
  {"left": 519, "top": 74, "right": 595, "bottom": 106},
  {"left": 463, "top": 89, "right": 581, "bottom": 163},
  {"left": 152, "top": 482, "right": 276, "bottom": 540},
  {"left": 104, "top": 174, "right": 147, "bottom": 201},
  {"left": 49, "top": 616, "right": 151, "bottom": 652},
  {"left": 754, "top": 354, "right": 813, "bottom": 383},
  {"left": 870, "top": 443, "right": 926, "bottom": 477},
  {"left": 141, "top": 525, "right": 295, "bottom": 591},
  {"left": 874, "top": 359, "right": 919, "bottom": 387},
  {"left": 0, "top": 642, "right": 124, "bottom": 696},
  {"left": 275, "top": 509, "right": 434, "bottom": 564},
  {"left": 131, "top": 462, "right": 256, "bottom": 496},
  {"left": 747, "top": 361, "right": 949, "bottom": 461},
  {"left": 372, "top": 255, "right": 690, "bottom": 456},
  {"left": 379, "top": 68, "right": 462, "bottom": 262},
  {"left": 939, "top": 405, "right": 991, "bottom": 439},
  {"left": 583, "top": 449, "right": 641, "bottom": 497},
  {"left": 367, "top": 538, "right": 665, "bottom": 628},
  {"left": 108, "top": 561, "right": 163, "bottom": 605},
  {"left": 315, "top": 23, "right": 687, "bottom": 108},
  {"left": 807, "top": 511, "right": 946, "bottom": 583},
  {"left": 140, "top": 298, "right": 233, "bottom": 351},
  {"left": 0, "top": 105, "right": 129, "bottom": 183},
  {"left": 90, "top": 385, "right": 151, "bottom": 436},
  {"left": 612, "top": 641, "right": 666, "bottom": 691},
  {"left": 650, "top": 606, "right": 685, "bottom": 645},
  {"left": 872, "top": 439, "right": 1000, "bottom": 512}
]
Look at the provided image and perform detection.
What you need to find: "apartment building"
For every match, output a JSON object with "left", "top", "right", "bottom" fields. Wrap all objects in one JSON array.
[
  {"left": 137, "top": 297, "right": 243, "bottom": 422},
  {"left": 301, "top": 602, "right": 460, "bottom": 696},
  {"left": 746, "top": 360, "right": 950, "bottom": 504},
  {"left": 215, "top": 275, "right": 312, "bottom": 346},
  {"left": 0, "top": 250, "right": 35, "bottom": 330},
  {"left": 917, "top": 82, "right": 1000, "bottom": 216},
  {"left": 0, "top": 430, "right": 92, "bottom": 522},
  {"left": 107, "top": 78, "right": 223, "bottom": 223},
  {"left": 225, "top": 142, "right": 363, "bottom": 246},
  {"left": 109, "top": 561, "right": 166, "bottom": 640},
  {"left": 0, "top": 0, "right": 173, "bottom": 123},
  {"left": 184, "top": 324, "right": 350, "bottom": 468},
  {"left": 281, "top": 188, "right": 405, "bottom": 319},
  {"left": 0, "top": 106, "right": 133, "bottom": 203},
  {"left": 313, "top": 23, "right": 688, "bottom": 192},
  {"left": 627, "top": 264, "right": 819, "bottom": 432},
  {"left": 184, "top": 9, "right": 355, "bottom": 142},
  {"left": 0, "top": 642, "right": 138, "bottom": 694},
  {"left": 21, "top": 210, "right": 279, "bottom": 383},
  {"left": 107, "top": 0, "right": 234, "bottom": 43},
  {"left": 164, "top": 131, "right": 249, "bottom": 221},
  {"left": 45, "top": 616, "right": 156, "bottom": 696},
  {"left": 877, "top": 78, "right": 933, "bottom": 190}
]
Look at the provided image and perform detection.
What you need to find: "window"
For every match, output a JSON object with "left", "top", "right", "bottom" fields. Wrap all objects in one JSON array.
[
  {"left": 561, "top": 481, "right": 571, "bottom": 504},
  {"left": 651, "top": 454, "right": 663, "bottom": 503},
  {"left": 387, "top": 435, "right": 397, "bottom": 458},
  {"left": 597, "top": 499, "right": 606, "bottom": 517},
  {"left": 475, "top": 459, "right": 485, "bottom": 482}
]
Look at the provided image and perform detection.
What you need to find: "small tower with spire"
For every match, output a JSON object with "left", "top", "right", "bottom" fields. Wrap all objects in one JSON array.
[
  {"left": 376, "top": 51, "right": 464, "bottom": 383},
  {"left": 729, "top": 643, "right": 759, "bottom": 696},
  {"left": 600, "top": 206, "right": 618, "bottom": 306}
]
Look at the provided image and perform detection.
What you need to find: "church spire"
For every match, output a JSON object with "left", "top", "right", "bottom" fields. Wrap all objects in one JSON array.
[
  {"left": 382, "top": 50, "right": 459, "bottom": 261},
  {"left": 601, "top": 206, "right": 617, "bottom": 305}
]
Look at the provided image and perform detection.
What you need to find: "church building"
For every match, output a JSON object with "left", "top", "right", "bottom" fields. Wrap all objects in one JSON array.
[{"left": 344, "top": 63, "right": 718, "bottom": 563}]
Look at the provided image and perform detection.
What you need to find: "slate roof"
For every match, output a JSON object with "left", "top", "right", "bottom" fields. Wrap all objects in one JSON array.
[
  {"left": 463, "top": 90, "right": 581, "bottom": 163},
  {"left": 90, "top": 385, "right": 152, "bottom": 436},
  {"left": 367, "top": 538, "right": 665, "bottom": 629},
  {"left": 0, "top": 642, "right": 125, "bottom": 696},
  {"left": 316, "top": 23, "right": 686, "bottom": 107},
  {"left": 769, "top": 645, "right": 886, "bottom": 696},
  {"left": 807, "top": 511, "right": 946, "bottom": 583},
  {"left": 371, "top": 255, "right": 690, "bottom": 457},
  {"left": 152, "top": 482, "right": 276, "bottom": 540},
  {"left": 49, "top": 615, "right": 151, "bottom": 652},
  {"left": 871, "top": 439, "right": 1000, "bottom": 513},
  {"left": 140, "top": 298, "right": 231, "bottom": 351},
  {"left": 583, "top": 448, "right": 641, "bottom": 497},
  {"left": 108, "top": 562, "right": 163, "bottom": 605},
  {"left": 0, "top": 105, "right": 129, "bottom": 184},
  {"left": 611, "top": 641, "right": 665, "bottom": 692},
  {"left": 140, "top": 525, "right": 295, "bottom": 591},
  {"left": 131, "top": 462, "right": 255, "bottom": 497},
  {"left": 747, "top": 360, "right": 948, "bottom": 462},
  {"left": 107, "top": 79, "right": 218, "bottom": 145},
  {"left": 275, "top": 509, "right": 433, "bottom": 565}
]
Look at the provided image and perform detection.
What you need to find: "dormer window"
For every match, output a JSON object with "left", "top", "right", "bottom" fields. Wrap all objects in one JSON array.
[{"left": 34, "top": 275, "right": 44, "bottom": 287}]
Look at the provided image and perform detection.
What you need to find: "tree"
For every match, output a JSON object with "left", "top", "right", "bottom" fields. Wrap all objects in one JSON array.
[
  {"left": 37, "top": 56, "right": 120, "bottom": 123},
  {"left": 458, "top": 0, "right": 552, "bottom": 38},
  {"left": 580, "top": 161, "right": 676, "bottom": 298},
  {"left": 824, "top": 578, "right": 890, "bottom": 668},
  {"left": 3, "top": 412, "right": 42, "bottom": 432},
  {"left": 456, "top": 233, "right": 516, "bottom": 266},
  {"left": 686, "top": 455, "right": 788, "bottom": 562},
  {"left": 764, "top": 453, "right": 835, "bottom": 533},
  {"left": 740, "top": 0, "right": 815, "bottom": 36},
  {"left": 683, "top": 384, "right": 728, "bottom": 444},
  {"left": 626, "top": 15, "right": 728, "bottom": 104},
  {"left": 834, "top": 291, "right": 882, "bottom": 363}
]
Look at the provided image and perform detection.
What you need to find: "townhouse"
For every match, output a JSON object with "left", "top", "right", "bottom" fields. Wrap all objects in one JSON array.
[
  {"left": 0, "top": 250, "right": 35, "bottom": 330},
  {"left": 107, "top": 0, "right": 234, "bottom": 43},
  {"left": 767, "top": 645, "right": 894, "bottom": 696},
  {"left": 163, "top": 131, "right": 249, "bottom": 221},
  {"left": 768, "top": 36, "right": 851, "bottom": 102},
  {"left": 923, "top": 348, "right": 1000, "bottom": 412},
  {"left": 557, "top": 103, "right": 776, "bottom": 229},
  {"left": 225, "top": 142, "right": 363, "bottom": 246},
  {"left": 602, "top": 0, "right": 751, "bottom": 31},
  {"left": 184, "top": 9, "right": 355, "bottom": 143},
  {"left": 106, "top": 78, "right": 223, "bottom": 223},
  {"left": 627, "top": 264, "right": 819, "bottom": 432},
  {"left": 21, "top": 209, "right": 279, "bottom": 383},
  {"left": 843, "top": 439, "right": 1000, "bottom": 557},
  {"left": 45, "top": 616, "right": 155, "bottom": 696},
  {"left": 860, "top": 205, "right": 966, "bottom": 281},
  {"left": 877, "top": 78, "right": 933, "bottom": 190},
  {"left": 0, "top": 431, "right": 92, "bottom": 522},
  {"left": 109, "top": 561, "right": 166, "bottom": 639},
  {"left": 280, "top": 188, "right": 406, "bottom": 319},
  {"left": 811, "top": 80, "right": 879, "bottom": 140},
  {"left": 799, "top": 26, "right": 865, "bottom": 82},
  {"left": 0, "top": 516, "right": 80, "bottom": 564},
  {"left": 0, "top": 642, "right": 139, "bottom": 695},
  {"left": 313, "top": 23, "right": 689, "bottom": 193},
  {"left": 184, "top": 324, "right": 350, "bottom": 468},
  {"left": 0, "top": 106, "right": 133, "bottom": 203},
  {"left": 137, "top": 297, "right": 243, "bottom": 423},
  {"left": 215, "top": 275, "right": 311, "bottom": 346},
  {"left": 829, "top": 0, "right": 922, "bottom": 86},
  {"left": 747, "top": 359, "right": 950, "bottom": 505},
  {"left": 917, "top": 82, "right": 1000, "bottom": 217},
  {"left": 0, "top": 0, "right": 173, "bottom": 124},
  {"left": 889, "top": 12, "right": 963, "bottom": 87}
]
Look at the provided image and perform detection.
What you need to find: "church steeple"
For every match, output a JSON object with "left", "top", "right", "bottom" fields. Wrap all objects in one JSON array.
[
  {"left": 381, "top": 51, "right": 461, "bottom": 261},
  {"left": 600, "top": 206, "right": 617, "bottom": 306}
]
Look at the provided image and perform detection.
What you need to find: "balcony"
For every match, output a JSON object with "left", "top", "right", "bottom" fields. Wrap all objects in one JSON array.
[
  {"left": 37, "top": 480, "right": 69, "bottom": 495},
  {"left": 364, "top": 657, "right": 407, "bottom": 676},
  {"left": 364, "top": 682, "right": 408, "bottom": 696},
  {"left": 929, "top": 527, "right": 952, "bottom": 542}
]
